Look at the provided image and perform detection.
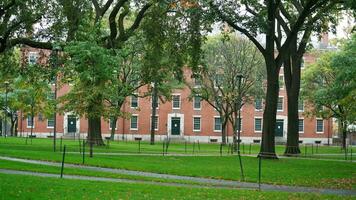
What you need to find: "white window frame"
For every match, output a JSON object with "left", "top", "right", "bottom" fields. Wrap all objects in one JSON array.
[
  {"left": 279, "top": 75, "right": 284, "bottom": 89},
  {"left": 298, "top": 99, "right": 304, "bottom": 112},
  {"left": 298, "top": 118, "right": 304, "bottom": 133},
  {"left": 47, "top": 117, "right": 55, "bottom": 129},
  {"left": 130, "top": 114, "right": 138, "bottom": 130},
  {"left": 316, "top": 119, "right": 324, "bottom": 133},
  {"left": 214, "top": 116, "right": 222, "bottom": 132},
  {"left": 130, "top": 95, "right": 139, "bottom": 108},
  {"left": 193, "top": 115, "right": 201, "bottom": 132},
  {"left": 193, "top": 95, "right": 201, "bottom": 110},
  {"left": 150, "top": 115, "right": 159, "bottom": 131},
  {"left": 172, "top": 94, "right": 181, "bottom": 109},
  {"left": 254, "top": 117, "right": 263, "bottom": 133},
  {"left": 27, "top": 116, "right": 35, "bottom": 128},
  {"left": 109, "top": 118, "right": 117, "bottom": 130},
  {"left": 277, "top": 96, "right": 284, "bottom": 112},
  {"left": 28, "top": 52, "right": 38, "bottom": 65},
  {"left": 255, "top": 98, "right": 263, "bottom": 111}
]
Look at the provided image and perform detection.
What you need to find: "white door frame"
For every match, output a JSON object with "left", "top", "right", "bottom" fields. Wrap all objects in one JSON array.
[
  {"left": 63, "top": 112, "right": 80, "bottom": 135},
  {"left": 167, "top": 113, "right": 184, "bottom": 137}
]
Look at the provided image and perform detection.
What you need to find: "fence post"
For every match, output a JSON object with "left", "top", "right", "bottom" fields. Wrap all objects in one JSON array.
[
  {"left": 60, "top": 145, "right": 66, "bottom": 178},
  {"left": 162, "top": 141, "right": 165, "bottom": 156},
  {"left": 60, "top": 137, "right": 63, "bottom": 152},
  {"left": 350, "top": 147, "right": 353, "bottom": 161},
  {"left": 258, "top": 154, "right": 262, "bottom": 191},
  {"left": 193, "top": 142, "right": 196, "bottom": 154},
  {"left": 304, "top": 145, "right": 307, "bottom": 157},
  {"left": 345, "top": 147, "right": 348, "bottom": 161},
  {"left": 316, "top": 144, "right": 319, "bottom": 154},
  {"left": 185, "top": 141, "right": 187, "bottom": 154},
  {"left": 311, "top": 144, "right": 314, "bottom": 155},
  {"left": 89, "top": 140, "right": 93, "bottom": 158},
  {"left": 79, "top": 138, "right": 82, "bottom": 154},
  {"left": 82, "top": 140, "right": 85, "bottom": 164},
  {"left": 198, "top": 140, "right": 200, "bottom": 152},
  {"left": 138, "top": 140, "right": 141, "bottom": 153},
  {"left": 249, "top": 143, "right": 251, "bottom": 155},
  {"left": 220, "top": 143, "right": 222, "bottom": 156},
  {"left": 242, "top": 143, "right": 245, "bottom": 154}
]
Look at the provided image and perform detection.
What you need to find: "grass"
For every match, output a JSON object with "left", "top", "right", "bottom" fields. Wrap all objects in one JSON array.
[
  {"left": 0, "top": 173, "right": 353, "bottom": 200},
  {"left": 0, "top": 137, "right": 355, "bottom": 190}
]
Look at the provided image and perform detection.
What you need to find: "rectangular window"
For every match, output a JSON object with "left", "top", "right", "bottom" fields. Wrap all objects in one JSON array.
[
  {"left": 28, "top": 52, "right": 38, "bottom": 65},
  {"left": 277, "top": 97, "right": 283, "bottom": 111},
  {"left": 27, "top": 116, "right": 35, "bottom": 128},
  {"left": 279, "top": 75, "right": 284, "bottom": 89},
  {"left": 193, "top": 96, "right": 201, "bottom": 110},
  {"left": 151, "top": 116, "right": 158, "bottom": 130},
  {"left": 130, "top": 115, "right": 138, "bottom": 130},
  {"left": 47, "top": 117, "right": 55, "bottom": 128},
  {"left": 109, "top": 118, "right": 117, "bottom": 130},
  {"left": 298, "top": 119, "right": 304, "bottom": 133},
  {"left": 131, "top": 95, "right": 138, "bottom": 108},
  {"left": 172, "top": 95, "right": 180, "bottom": 109},
  {"left": 298, "top": 99, "right": 304, "bottom": 112},
  {"left": 316, "top": 119, "right": 324, "bottom": 133},
  {"left": 214, "top": 117, "right": 222, "bottom": 132},
  {"left": 255, "top": 98, "right": 262, "bottom": 110},
  {"left": 254, "top": 118, "right": 262, "bottom": 132},
  {"left": 193, "top": 117, "right": 201, "bottom": 132}
]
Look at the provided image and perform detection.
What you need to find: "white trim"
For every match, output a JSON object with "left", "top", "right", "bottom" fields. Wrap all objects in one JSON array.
[
  {"left": 167, "top": 113, "right": 184, "bottom": 136},
  {"left": 150, "top": 115, "right": 159, "bottom": 131},
  {"left": 172, "top": 94, "right": 181, "bottom": 109},
  {"left": 109, "top": 118, "right": 118, "bottom": 130},
  {"left": 254, "top": 117, "right": 263, "bottom": 133},
  {"left": 298, "top": 118, "right": 304, "bottom": 134},
  {"left": 27, "top": 116, "right": 35, "bottom": 128},
  {"left": 316, "top": 118, "right": 324, "bottom": 134},
  {"left": 254, "top": 98, "right": 263, "bottom": 111},
  {"left": 213, "top": 116, "right": 222, "bottom": 132},
  {"left": 47, "top": 118, "right": 54, "bottom": 129},
  {"left": 28, "top": 51, "right": 38, "bottom": 65},
  {"left": 130, "top": 114, "right": 139, "bottom": 130},
  {"left": 130, "top": 95, "right": 139, "bottom": 108},
  {"left": 279, "top": 75, "right": 284, "bottom": 90},
  {"left": 192, "top": 115, "right": 201, "bottom": 132},
  {"left": 193, "top": 96, "right": 202, "bottom": 110},
  {"left": 277, "top": 96, "right": 284, "bottom": 112},
  {"left": 63, "top": 113, "right": 80, "bottom": 135},
  {"left": 298, "top": 100, "right": 304, "bottom": 112}
]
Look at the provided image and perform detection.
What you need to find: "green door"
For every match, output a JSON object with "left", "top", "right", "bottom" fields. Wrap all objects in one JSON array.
[
  {"left": 275, "top": 119, "right": 284, "bottom": 137},
  {"left": 67, "top": 115, "right": 77, "bottom": 133},
  {"left": 171, "top": 117, "right": 180, "bottom": 135}
]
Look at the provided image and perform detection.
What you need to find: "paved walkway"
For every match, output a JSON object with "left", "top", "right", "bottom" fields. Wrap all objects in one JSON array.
[{"left": 0, "top": 156, "right": 355, "bottom": 196}]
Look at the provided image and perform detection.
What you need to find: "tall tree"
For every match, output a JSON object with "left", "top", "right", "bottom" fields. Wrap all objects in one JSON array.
[
  {"left": 302, "top": 35, "right": 356, "bottom": 149},
  {"left": 206, "top": 0, "right": 345, "bottom": 158}
]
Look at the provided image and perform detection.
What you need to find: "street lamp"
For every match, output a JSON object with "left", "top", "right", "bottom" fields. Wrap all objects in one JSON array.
[
  {"left": 236, "top": 74, "right": 244, "bottom": 152},
  {"left": 52, "top": 46, "right": 60, "bottom": 152},
  {"left": 4, "top": 81, "right": 9, "bottom": 138}
]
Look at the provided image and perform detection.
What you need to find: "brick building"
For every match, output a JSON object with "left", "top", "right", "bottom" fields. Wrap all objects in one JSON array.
[{"left": 15, "top": 47, "right": 332, "bottom": 144}]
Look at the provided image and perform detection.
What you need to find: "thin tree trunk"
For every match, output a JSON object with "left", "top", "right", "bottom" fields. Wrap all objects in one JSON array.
[
  {"left": 221, "top": 117, "right": 228, "bottom": 144},
  {"left": 150, "top": 82, "right": 158, "bottom": 145},
  {"left": 341, "top": 120, "right": 347, "bottom": 149},
  {"left": 110, "top": 116, "right": 117, "bottom": 140},
  {"left": 88, "top": 116, "right": 104, "bottom": 146}
]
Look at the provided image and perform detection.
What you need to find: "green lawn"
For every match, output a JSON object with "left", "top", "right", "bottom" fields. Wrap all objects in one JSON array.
[
  {"left": 0, "top": 173, "right": 352, "bottom": 200},
  {"left": 0, "top": 137, "right": 355, "bottom": 190}
]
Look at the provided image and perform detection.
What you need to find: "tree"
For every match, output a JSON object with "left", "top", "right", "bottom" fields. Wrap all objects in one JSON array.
[
  {"left": 191, "top": 35, "right": 265, "bottom": 145},
  {"left": 206, "top": 0, "right": 345, "bottom": 158},
  {"left": 302, "top": 35, "right": 356, "bottom": 149}
]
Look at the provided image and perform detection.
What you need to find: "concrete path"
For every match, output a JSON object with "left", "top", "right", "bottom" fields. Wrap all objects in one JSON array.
[{"left": 0, "top": 156, "right": 355, "bottom": 196}]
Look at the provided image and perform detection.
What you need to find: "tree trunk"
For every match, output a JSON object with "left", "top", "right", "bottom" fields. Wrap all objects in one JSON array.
[
  {"left": 88, "top": 116, "right": 104, "bottom": 146},
  {"left": 110, "top": 116, "right": 117, "bottom": 140},
  {"left": 150, "top": 82, "right": 158, "bottom": 145},
  {"left": 284, "top": 46, "right": 302, "bottom": 156},
  {"left": 221, "top": 117, "right": 228, "bottom": 144},
  {"left": 341, "top": 120, "right": 347, "bottom": 149},
  {"left": 259, "top": 58, "right": 279, "bottom": 159}
]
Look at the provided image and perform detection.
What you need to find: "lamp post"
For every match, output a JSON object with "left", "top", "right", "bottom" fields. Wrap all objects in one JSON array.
[
  {"left": 237, "top": 74, "right": 243, "bottom": 153},
  {"left": 52, "top": 46, "right": 60, "bottom": 152},
  {"left": 4, "top": 81, "right": 9, "bottom": 137}
]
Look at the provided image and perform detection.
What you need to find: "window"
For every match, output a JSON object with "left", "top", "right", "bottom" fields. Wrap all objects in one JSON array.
[
  {"left": 193, "top": 117, "right": 201, "bottom": 132},
  {"left": 214, "top": 117, "right": 222, "bottom": 132},
  {"left": 255, "top": 98, "right": 262, "bottom": 110},
  {"left": 47, "top": 117, "right": 55, "bottom": 128},
  {"left": 214, "top": 74, "right": 223, "bottom": 88},
  {"left": 277, "top": 97, "right": 283, "bottom": 111},
  {"left": 172, "top": 95, "right": 180, "bottom": 109},
  {"left": 298, "top": 99, "right": 304, "bottom": 112},
  {"left": 298, "top": 119, "right": 304, "bottom": 133},
  {"left": 27, "top": 116, "right": 35, "bottom": 128},
  {"left": 279, "top": 75, "right": 284, "bottom": 89},
  {"left": 151, "top": 116, "right": 158, "bottom": 130},
  {"left": 254, "top": 118, "right": 262, "bottom": 132},
  {"left": 131, "top": 95, "right": 138, "bottom": 108},
  {"left": 130, "top": 115, "right": 138, "bottom": 130},
  {"left": 236, "top": 118, "right": 242, "bottom": 131},
  {"left": 28, "top": 52, "right": 38, "bottom": 65},
  {"left": 194, "top": 78, "right": 201, "bottom": 87},
  {"left": 316, "top": 119, "right": 324, "bottom": 133},
  {"left": 193, "top": 96, "right": 201, "bottom": 110},
  {"left": 109, "top": 118, "right": 117, "bottom": 130}
]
